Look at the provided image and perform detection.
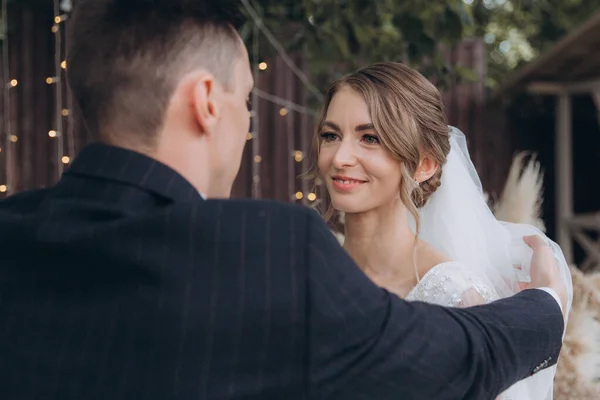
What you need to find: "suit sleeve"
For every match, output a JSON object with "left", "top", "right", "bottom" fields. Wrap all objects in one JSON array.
[{"left": 305, "top": 211, "right": 564, "bottom": 399}]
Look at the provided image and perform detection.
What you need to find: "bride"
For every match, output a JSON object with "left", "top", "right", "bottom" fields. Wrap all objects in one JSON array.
[{"left": 307, "top": 61, "right": 573, "bottom": 399}]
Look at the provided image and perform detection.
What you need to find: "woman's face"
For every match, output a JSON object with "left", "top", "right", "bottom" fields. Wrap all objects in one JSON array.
[{"left": 318, "top": 86, "right": 403, "bottom": 214}]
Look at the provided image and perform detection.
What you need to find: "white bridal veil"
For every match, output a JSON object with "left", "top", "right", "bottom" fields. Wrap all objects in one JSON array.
[{"left": 417, "top": 126, "right": 573, "bottom": 399}]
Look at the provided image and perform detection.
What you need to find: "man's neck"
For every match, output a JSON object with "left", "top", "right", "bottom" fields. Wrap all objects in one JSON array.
[{"left": 152, "top": 144, "right": 212, "bottom": 196}]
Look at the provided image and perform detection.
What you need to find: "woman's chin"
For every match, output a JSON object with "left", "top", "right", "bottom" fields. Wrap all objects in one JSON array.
[{"left": 331, "top": 199, "right": 370, "bottom": 215}]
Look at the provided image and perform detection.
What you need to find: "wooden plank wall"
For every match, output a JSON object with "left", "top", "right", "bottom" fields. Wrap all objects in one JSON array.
[
  {"left": 231, "top": 54, "right": 317, "bottom": 206},
  {"left": 1, "top": 2, "right": 87, "bottom": 196}
]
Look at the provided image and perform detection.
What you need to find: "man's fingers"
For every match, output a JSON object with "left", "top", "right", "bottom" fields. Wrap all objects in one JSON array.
[{"left": 523, "top": 235, "right": 547, "bottom": 249}]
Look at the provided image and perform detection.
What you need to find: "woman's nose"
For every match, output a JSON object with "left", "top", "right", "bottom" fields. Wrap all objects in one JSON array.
[{"left": 332, "top": 139, "right": 358, "bottom": 169}]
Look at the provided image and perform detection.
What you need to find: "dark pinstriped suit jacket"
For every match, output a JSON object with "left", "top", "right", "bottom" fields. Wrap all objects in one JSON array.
[{"left": 0, "top": 143, "right": 563, "bottom": 399}]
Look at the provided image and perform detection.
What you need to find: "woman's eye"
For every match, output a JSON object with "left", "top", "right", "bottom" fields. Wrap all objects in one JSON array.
[
  {"left": 362, "top": 134, "right": 379, "bottom": 144},
  {"left": 319, "top": 132, "right": 338, "bottom": 142}
]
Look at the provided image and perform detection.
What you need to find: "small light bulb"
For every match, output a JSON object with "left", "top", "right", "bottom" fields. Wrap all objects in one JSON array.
[
  {"left": 9, "top": 79, "right": 17, "bottom": 87},
  {"left": 246, "top": 132, "right": 253, "bottom": 140},
  {"left": 294, "top": 150, "right": 303, "bottom": 162},
  {"left": 0, "top": 185, "right": 7, "bottom": 193},
  {"left": 48, "top": 130, "right": 57, "bottom": 138},
  {"left": 307, "top": 193, "right": 317, "bottom": 201},
  {"left": 279, "top": 108, "right": 288, "bottom": 116},
  {"left": 295, "top": 192, "right": 303, "bottom": 200},
  {"left": 61, "top": 109, "right": 69, "bottom": 116},
  {"left": 254, "top": 155, "right": 262, "bottom": 163},
  {"left": 61, "top": 156, "right": 70, "bottom": 164},
  {"left": 61, "top": 60, "right": 67, "bottom": 69},
  {"left": 54, "top": 16, "right": 61, "bottom": 24},
  {"left": 9, "top": 135, "right": 18, "bottom": 143},
  {"left": 51, "top": 25, "right": 58, "bottom": 33},
  {"left": 46, "top": 77, "right": 54, "bottom": 84},
  {"left": 258, "top": 62, "right": 268, "bottom": 70}
]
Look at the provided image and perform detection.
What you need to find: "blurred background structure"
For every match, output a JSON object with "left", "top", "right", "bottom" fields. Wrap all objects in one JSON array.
[
  {"left": 493, "top": 10, "right": 600, "bottom": 268},
  {"left": 2, "top": 0, "right": 600, "bottom": 396},
  {"left": 2, "top": 0, "right": 600, "bottom": 264}
]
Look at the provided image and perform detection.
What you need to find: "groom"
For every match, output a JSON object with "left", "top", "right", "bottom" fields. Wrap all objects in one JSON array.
[{"left": 0, "top": 0, "right": 567, "bottom": 399}]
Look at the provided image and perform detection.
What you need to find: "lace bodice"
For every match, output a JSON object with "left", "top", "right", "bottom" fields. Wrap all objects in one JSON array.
[{"left": 405, "top": 261, "right": 500, "bottom": 307}]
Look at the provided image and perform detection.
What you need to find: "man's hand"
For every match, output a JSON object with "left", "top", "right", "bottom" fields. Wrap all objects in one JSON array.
[{"left": 522, "top": 235, "right": 568, "bottom": 317}]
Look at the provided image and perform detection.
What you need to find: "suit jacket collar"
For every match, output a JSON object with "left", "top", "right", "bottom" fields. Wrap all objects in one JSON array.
[{"left": 65, "top": 142, "right": 201, "bottom": 203}]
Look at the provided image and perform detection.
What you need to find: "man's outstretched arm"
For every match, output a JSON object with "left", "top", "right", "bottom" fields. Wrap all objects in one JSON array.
[{"left": 305, "top": 211, "right": 563, "bottom": 399}]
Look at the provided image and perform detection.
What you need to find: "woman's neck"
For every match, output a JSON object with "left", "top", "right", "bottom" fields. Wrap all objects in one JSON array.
[{"left": 342, "top": 199, "right": 418, "bottom": 283}]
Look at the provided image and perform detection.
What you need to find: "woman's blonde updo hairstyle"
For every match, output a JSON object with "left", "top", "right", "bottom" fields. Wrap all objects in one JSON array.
[{"left": 307, "top": 62, "right": 452, "bottom": 231}]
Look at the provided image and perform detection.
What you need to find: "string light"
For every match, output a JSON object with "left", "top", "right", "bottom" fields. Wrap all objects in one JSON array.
[
  {"left": 63, "top": 1, "right": 76, "bottom": 164},
  {"left": 291, "top": 192, "right": 318, "bottom": 202},
  {"left": 2, "top": 0, "right": 13, "bottom": 194},
  {"left": 252, "top": 88, "right": 316, "bottom": 116},
  {"left": 46, "top": 77, "right": 57, "bottom": 84},
  {"left": 243, "top": 0, "right": 319, "bottom": 203},
  {"left": 241, "top": 0, "right": 323, "bottom": 101},
  {"left": 284, "top": 95, "right": 295, "bottom": 203},
  {"left": 250, "top": 19, "right": 261, "bottom": 198},
  {"left": 52, "top": 0, "right": 65, "bottom": 178},
  {"left": 54, "top": 13, "right": 68, "bottom": 24},
  {"left": 294, "top": 150, "right": 303, "bottom": 162},
  {"left": 61, "top": 156, "right": 70, "bottom": 164},
  {"left": 243, "top": 1, "right": 317, "bottom": 205},
  {"left": 9, "top": 135, "right": 17, "bottom": 143}
]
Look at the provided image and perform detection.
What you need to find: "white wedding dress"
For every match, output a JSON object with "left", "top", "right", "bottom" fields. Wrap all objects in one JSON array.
[
  {"left": 406, "top": 261, "right": 498, "bottom": 307},
  {"left": 402, "top": 127, "right": 573, "bottom": 400}
]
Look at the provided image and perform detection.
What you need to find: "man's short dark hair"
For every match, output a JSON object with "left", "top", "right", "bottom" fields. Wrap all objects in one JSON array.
[{"left": 67, "top": 0, "right": 244, "bottom": 146}]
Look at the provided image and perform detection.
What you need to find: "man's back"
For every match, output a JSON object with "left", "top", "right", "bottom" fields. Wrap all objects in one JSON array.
[
  {"left": 0, "top": 144, "right": 311, "bottom": 399},
  {"left": 0, "top": 143, "right": 565, "bottom": 400}
]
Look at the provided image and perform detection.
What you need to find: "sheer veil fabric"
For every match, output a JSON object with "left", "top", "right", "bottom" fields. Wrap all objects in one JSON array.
[{"left": 411, "top": 126, "right": 573, "bottom": 399}]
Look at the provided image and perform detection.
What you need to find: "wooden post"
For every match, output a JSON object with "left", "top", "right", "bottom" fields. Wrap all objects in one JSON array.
[{"left": 556, "top": 93, "right": 573, "bottom": 264}]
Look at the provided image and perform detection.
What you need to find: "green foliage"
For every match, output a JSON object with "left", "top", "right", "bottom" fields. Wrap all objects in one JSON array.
[
  {"left": 241, "top": 0, "right": 600, "bottom": 95},
  {"left": 241, "top": 0, "right": 475, "bottom": 97},
  {"left": 469, "top": 0, "right": 600, "bottom": 88}
]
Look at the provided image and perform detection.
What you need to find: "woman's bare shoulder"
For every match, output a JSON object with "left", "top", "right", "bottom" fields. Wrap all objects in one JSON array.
[{"left": 415, "top": 240, "right": 453, "bottom": 278}]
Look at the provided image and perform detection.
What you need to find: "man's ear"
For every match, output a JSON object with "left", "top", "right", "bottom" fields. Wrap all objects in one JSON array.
[
  {"left": 191, "top": 74, "right": 220, "bottom": 136},
  {"left": 415, "top": 156, "right": 439, "bottom": 183}
]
